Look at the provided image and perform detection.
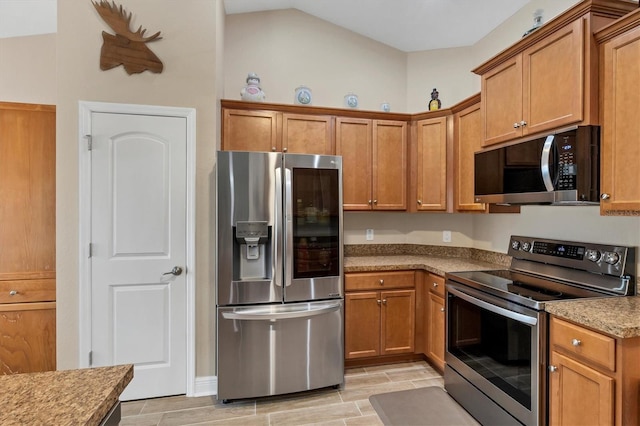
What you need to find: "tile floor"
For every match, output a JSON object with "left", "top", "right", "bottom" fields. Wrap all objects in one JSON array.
[{"left": 120, "top": 361, "right": 444, "bottom": 426}]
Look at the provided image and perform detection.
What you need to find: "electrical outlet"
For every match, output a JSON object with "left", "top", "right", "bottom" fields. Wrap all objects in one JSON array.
[
  {"left": 366, "top": 229, "right": 374, "bottom": 241},
  {"left": 443, "top": 230, "right": 452, "bottom": 243}
]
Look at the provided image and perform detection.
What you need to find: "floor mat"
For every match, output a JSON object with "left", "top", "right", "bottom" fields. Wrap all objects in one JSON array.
[{"left": 369, "top": 386, "right": 480, "bottom": 426}]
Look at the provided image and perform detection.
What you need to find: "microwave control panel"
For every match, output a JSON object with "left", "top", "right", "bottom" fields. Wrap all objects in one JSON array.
[{"left": 557, "top": 135, "right": 576, "bottom": 190}]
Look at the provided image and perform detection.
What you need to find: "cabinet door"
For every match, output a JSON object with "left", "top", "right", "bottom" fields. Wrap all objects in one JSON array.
[
  {"left": 0, "top": 302, "right": 56, "bottom": 374},
  {"left": 600, "top": 25, "right": 640, "bottom": 214},
  {"left": 523, "top": 19, "right": 583, "bottom": 136},
  {"left": 380, "top": 289, "right": 415, "bottom": 355},
  {"left": 282, "top": 113, "right": 334, "bottom": 154},
  {"left": 373, "top": 120, "right": 407, "bottom": 210},
  {"left": 548, "top": 351, "right": 614, "bottom": 426},
  {"left": 222, "top": 109, "right": 280, "bottom": 152},
  {"left": 453, "top": 101, "right": 486, "bottom": 212},
  {"left": 414, "top": 117, "right": 447, "bottom": 211},
  {"left": 0, "top": 103, "right": 56, "bottom": 281},
  {"left": 482, "top": 56, "right": 523, "bottom": 146},
  {"left": 336, "top": 118, "right": 373, "bottom": 210},
  {"left": 345, "top": 292, "right": 381, "bottom": 359},
  {"left": 427, "top": 292, "right": 445, "bottom": 371}
]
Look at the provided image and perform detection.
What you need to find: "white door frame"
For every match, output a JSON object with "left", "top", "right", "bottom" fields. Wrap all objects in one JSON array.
[{"left": 78, "top": 101, "right": 197, "bottom": 396}]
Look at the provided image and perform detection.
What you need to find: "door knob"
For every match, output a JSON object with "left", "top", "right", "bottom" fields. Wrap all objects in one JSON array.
[{"left": 163, "top": 266, "right": 184, "bottom": 276}]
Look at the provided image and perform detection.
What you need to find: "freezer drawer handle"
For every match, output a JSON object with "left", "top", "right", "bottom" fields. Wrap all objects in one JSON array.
[{"left": 221, "top": 301, "right": 341, "bottom": 321}]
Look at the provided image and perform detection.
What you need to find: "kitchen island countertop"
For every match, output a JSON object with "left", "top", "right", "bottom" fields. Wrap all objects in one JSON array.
[{"left": 0, "top": 364, "right": 133, "bottom": 425}]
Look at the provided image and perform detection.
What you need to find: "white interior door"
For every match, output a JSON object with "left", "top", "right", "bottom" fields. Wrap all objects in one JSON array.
[{"left": 89, "top": 112, "right": 187, "bottom": 400}]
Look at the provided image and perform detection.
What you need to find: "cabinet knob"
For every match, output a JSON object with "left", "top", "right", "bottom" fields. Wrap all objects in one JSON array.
[
  {"left": 373, "top": 200, "right": 378, "bottom": 205},
  {"left": 440, "top": 307, "right": 445, "bottom": 313},
  {"left": 433, "top": 282, "right": 438, "bottom": 287},
  {"left": 379, "top": 279, "right": 384, "bottom": 285},
  {"left": 382, "top": 299, "right": 387, "bottom": 305},
  {"left": 377, "top": 299, "right": 382, "bottom": 305},
  {"left": 283, "top": 147, "right": 288, "bottom": 152},
  {"left": 571, "top": 338, "right": 582, "bottom": 347},
  {"left": 601, "top": 193, "right": 611, "bottom": 200},
  {"left": 417, "top": 199, "right": 422, "bottom": 205},
  {"left": 513, "top": 122, "right": 520, "bottom": 128},
  {"left": 520, "top": 120, "right": 527, "bottom": 127},
  {"left": 9, "top": 290, "right": 18, "bottom": 296},
  {"left": 549, "top": 365, "right": 558, "bottom": 373},
  {"left": 368, "top": 200, "right": 373, "bottom": 205},
  {"left": 271, "top": 147, "right": 277, "bottom": 151}
]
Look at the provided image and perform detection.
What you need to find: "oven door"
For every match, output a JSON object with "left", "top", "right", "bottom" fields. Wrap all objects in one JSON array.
[{"left": 445, "top": 282, "right": 546, "bottom": 426}]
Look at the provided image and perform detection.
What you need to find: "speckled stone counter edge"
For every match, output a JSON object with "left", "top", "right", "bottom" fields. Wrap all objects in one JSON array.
[{"left": 344, "top": 244, "right": 511, "bottom": 267}]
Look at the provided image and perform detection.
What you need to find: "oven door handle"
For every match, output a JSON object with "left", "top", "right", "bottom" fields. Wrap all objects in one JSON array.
[{"left": 447, "top": 285, "right": 538, "bottom": 326}]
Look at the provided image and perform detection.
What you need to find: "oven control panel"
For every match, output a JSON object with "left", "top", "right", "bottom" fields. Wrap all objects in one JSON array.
[{"left": 508, "top": 235, "right": 635, "bottom": 278}]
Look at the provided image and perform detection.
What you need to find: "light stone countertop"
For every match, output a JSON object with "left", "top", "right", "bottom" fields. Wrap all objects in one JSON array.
[
  {"left": 344, "top": 254, "right": 506, "bottom": 276},
  {"left": 545, "top": 297, "right": 640, "bottom": 339},
  {"left": 0, "top": 364, "right": 133, "bottom": 425}
]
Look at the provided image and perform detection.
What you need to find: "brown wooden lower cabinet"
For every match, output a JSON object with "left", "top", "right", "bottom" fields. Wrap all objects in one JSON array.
[
  {"left": 548, "top": 316, "right": 640, "bottom": 426},
  {"left": 345, "top": 271, "right": 415, "bottom": 360},
  {"left": 422, "top": 272, "right": 446, "bottom": 371},
  {"left": 0, "top": 302, "right": 56, "bottom": 374}
]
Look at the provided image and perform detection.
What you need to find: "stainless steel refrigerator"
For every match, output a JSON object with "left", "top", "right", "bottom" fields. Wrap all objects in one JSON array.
[{"left": 216, "top": 150, "right": 344, "bottom": 402}]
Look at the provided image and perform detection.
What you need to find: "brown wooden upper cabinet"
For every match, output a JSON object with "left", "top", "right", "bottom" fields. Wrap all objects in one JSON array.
[
  {"left": 410, "top": 116, "right": 448, "bottom": 212},
  {"left": 474, "top": 1, "right": 635, "bottom": 147},
  {"left": 222, "top": 104, "right": 334, "bottom": 154},
  {"left": 336, "top": 118, "right": 407, "bottom": 211},
  {"left": 596, "top": 9, "right": 640, "bottom": 215}
]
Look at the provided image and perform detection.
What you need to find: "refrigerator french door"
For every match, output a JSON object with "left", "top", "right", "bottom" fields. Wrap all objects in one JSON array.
[{"left": 216, "top": 151, "right": 344, "bottom": 402}]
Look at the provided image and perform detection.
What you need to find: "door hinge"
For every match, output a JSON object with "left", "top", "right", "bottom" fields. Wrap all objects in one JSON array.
[
  {"left": 88, "top": 243, "right": 93, "bottom": 258},
  {"left": 89, "top": 351, "right": 93, "bottom": 366},
  {"left": 86, "top": 134, "right": 92, "bottom": 151}
]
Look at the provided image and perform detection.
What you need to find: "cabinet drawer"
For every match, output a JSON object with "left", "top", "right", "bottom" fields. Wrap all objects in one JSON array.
[
  {"left": 345, "top": 271, "right": 415, "bottom": 291},
  {"left": 550, "top": 317, "right": 615, "bottom": 372},
  {"left": 426, "top": 273, "right": 445, "bottom": 297},
  {"left": 0, "top": 279, "right": 55, "bottom": 304}
]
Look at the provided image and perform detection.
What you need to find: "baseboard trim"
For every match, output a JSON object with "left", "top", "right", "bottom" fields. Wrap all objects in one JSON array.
[{"left": 190, "top": 375, "right": 217, "bottom": 397}]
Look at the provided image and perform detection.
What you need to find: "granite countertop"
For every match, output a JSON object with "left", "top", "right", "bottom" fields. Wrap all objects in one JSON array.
[
  {"left": 545, "top": 297, "right": 640, "bottom": 339},
  {"left": 0, "top": 364, "right": 133, "bottom": 425},
  {"left": 344, "top": 254, "right": 506, "bottom": 276}
]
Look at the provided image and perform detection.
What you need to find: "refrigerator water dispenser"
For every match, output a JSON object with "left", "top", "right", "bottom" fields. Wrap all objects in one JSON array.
[{"left": 234, "top": 221, "right": 270, "bottom": 280}]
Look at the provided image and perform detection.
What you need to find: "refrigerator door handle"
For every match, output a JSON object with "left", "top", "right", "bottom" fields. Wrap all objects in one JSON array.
[
  {"left": 275, "top": 163, "right": 284, "bottom": 290},
  {"left": 221, "top": 301, "right": 342, "bottom": 321},
  {"left": 283, "top": 166, "right": 293, "bottom": 289}
]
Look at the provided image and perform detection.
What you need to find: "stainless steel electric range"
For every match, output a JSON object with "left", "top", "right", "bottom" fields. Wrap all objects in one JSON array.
[{"left": 444, "top": 236, "right": 636, "bottom": 426}]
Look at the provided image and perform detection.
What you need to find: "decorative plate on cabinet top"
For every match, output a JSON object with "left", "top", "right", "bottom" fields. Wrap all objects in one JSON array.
[
  {"left": 295, "top": 86, "right": 312, "bottom": 105},
  {"left": 344, "top": 93, "right": 358, "bottom": 108}
]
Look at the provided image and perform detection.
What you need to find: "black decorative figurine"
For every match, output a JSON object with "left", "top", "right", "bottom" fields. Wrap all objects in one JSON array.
[{"left": 429, "top": 88, "right": 441, "bottom": 111}]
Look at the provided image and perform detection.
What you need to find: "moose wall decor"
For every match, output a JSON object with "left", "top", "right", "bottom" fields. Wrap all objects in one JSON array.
[{"left": 92, "top": 0, "right": 164, "bottom": 74}]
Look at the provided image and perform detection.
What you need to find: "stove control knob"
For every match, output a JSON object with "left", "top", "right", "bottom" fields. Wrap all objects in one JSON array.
[
  {"left": 511, "top": 240, "right": 521, "bottom": 250},
  {"left": 521, "top": 241, "right": 532, "bottom": 252},
  {"left": 585, "top": 249, "right": 601, "bottom": 262},
  {"left": 603, "top": 251, "right": 620, "bottom": 265}
]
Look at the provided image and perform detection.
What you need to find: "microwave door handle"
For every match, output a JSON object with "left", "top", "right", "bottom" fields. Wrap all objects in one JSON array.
[{"left": 541, "top": 135, "right": 555, "bottom": 191}]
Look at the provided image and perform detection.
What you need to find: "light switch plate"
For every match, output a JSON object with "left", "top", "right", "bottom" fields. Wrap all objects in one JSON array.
[{"left": 366, "top": 229, "right": 374, "bottom": 241}]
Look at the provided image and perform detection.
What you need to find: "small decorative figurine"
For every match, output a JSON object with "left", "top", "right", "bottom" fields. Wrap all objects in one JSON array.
[
  {"left": 344, "top": 93, "right": 359, "bottom": 108},
  {"left": 240, "top": 72, "right": 266, "bottom": 102},
  {"left": 429, "top": 88, "right": 441, "bottom": 111},
  {"left": 380, "top": 102, "right": 390, "bottom": 112}
]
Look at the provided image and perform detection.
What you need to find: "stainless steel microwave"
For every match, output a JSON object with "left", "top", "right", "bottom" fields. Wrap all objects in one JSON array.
[{"left": 474, "top": 126, "right": 600, "bottom": 205}]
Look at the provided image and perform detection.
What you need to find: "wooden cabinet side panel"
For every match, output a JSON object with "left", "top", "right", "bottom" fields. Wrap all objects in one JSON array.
[
  {"left": 222, "top": 109, "right": 280, "bottom": 152},
  {"left": 426, "top": 292, "right": 445, "bottom": 371},
  {"left": 600, "top": 26, "right": 640, "bottom": 213},
  {"left": 345, "top": 292, "right": 381, "bottom": 359},
  {"left": 282, "top": 113, "right": 334, "bottom": 155},
  {"left": 0, "top": 302, "right": 56, "bottom": 374},
  {"left": 380, "top": 290, "right": 415, "bottom": 355},
  {"left": 415, "top": 117, "right": 447, "bottom": 211},
  {"left": 336, "top": 118, "right": 373, "bottom": 210},
  {"left": 372, "top": 120, "right": 407, "bottom": 210},
  {"left": 453, "top": 103, "right": 486, "bottom": 212},
  {"left": 0, "top": 107, "right": 56, "bottom": 279},
  {"left": 523, "top": 19, "right": 584, "bottom": 135},
  {"left": 481, "top": 57, "right": 523, "bottom": 146},
  {"left": 549, "top": 350, "right": 614, "bottom": 426}
]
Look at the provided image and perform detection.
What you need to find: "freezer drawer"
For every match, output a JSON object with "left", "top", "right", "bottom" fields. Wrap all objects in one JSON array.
[{"left": 216, "top": 300, "right": 344, "bottom": 401}]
